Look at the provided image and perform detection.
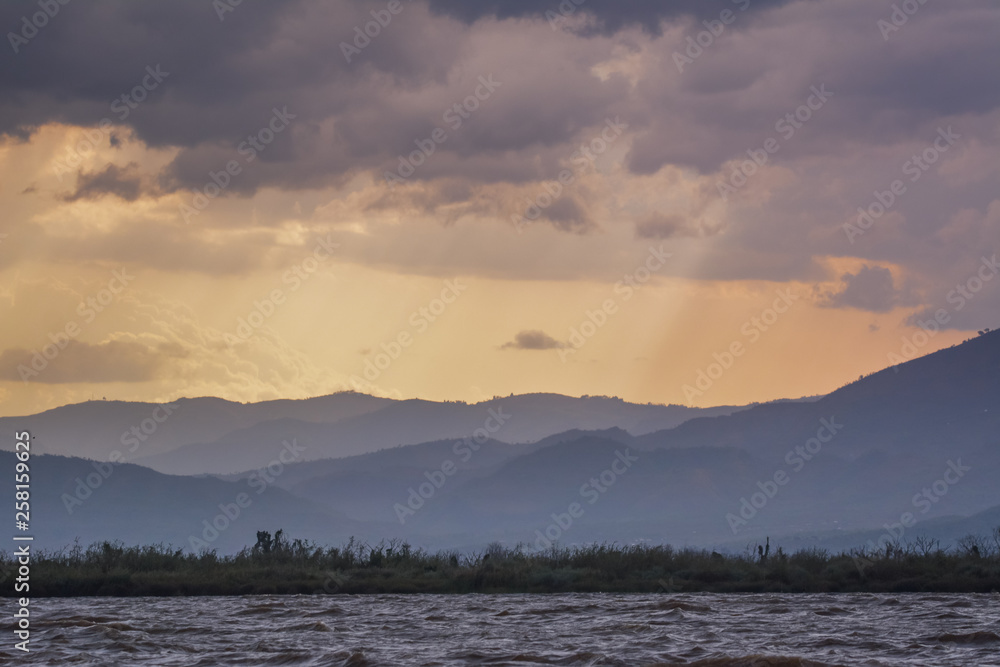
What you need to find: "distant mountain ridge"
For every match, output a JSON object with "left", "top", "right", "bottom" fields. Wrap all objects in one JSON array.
[
  {"left": 0, "top": 392, "right": 391, "bottom": 463},
  {"left": 1, "top": 392, "right": 749, "bottom": 474},
  {"left": 2, "top": 331, "right": 997, "bottom": 553}
]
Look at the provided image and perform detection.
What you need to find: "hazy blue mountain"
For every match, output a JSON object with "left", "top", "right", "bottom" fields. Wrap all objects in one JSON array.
[
  {"left": 274, "top": 332, "right": 999, "bottom": 550},
  {"left": 4, "top": 332, "right": 998, "bottom": 554},
  {"left": 0, "top": 393, "right": 744, "bottom": 475},
  {"left": 0, "top": 451, "right": 385, "bottom": 553},
  {"left": 0, "top": 392, "right": 391, "bottom": 463},
  {"left": 132, "top": 395, "right": 746, "bottom": 474},
  {"left": 274, "top": 437, "right": 521, "bottom": 523},
  {"left": 636, "top": 330, "right": 1000, "bottom": 461}
]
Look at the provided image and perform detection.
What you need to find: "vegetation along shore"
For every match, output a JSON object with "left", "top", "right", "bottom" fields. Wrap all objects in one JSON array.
[{"left": 4, "top": 530, "right": 999, "bottom": 597}]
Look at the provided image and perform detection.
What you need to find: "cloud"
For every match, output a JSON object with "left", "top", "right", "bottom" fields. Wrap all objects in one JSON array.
[
  {"left": 624, "top": 0, "right": 1000, "bottom": 176},
  {"left": 46, "top": 221, "right": 283, "bottom": 276},
  {"left": 635, "top": 213, "right": 723, "bottom": 239},
  {"left": 425, "top": 0, "right": 806, "bottom": 34},
  {"left": 1, "top": 0, "right": 996, "bottom": 223},
  {"left": 0, "top": 276, "right": 346, "bottom": 413},
  {"left": 537, "top": 196, "right": 595, "bottom": 234},
  {"left": 500, "top": 330, "right": 566, "bottom": 350},
  {"left": 818, "top": 266, "right": 915, "bottom": 313},
  {"left": 0, "top": 0, "right": 997, "bottom": 297},
  {"left": 62, "top": 162, "right": 156, "bottom": 202},
  {"left": 0, "top": 339, "right": 184, "bottom": 384}
]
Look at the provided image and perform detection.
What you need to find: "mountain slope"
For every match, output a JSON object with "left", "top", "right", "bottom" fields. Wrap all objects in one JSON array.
[
  {"left": 0, "top": 451, "right": 384, "bottom": 553},
  {"left": 637, "top": 330, "right": 1000, "bottom": 462},
  {"left": 278, "top": 333, "right": 1000, "bottom": 548}
]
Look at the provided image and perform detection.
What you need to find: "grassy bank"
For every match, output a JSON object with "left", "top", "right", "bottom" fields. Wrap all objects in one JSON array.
[{"left": 5, "top": 531, "right": 1000, "bottom": 596}]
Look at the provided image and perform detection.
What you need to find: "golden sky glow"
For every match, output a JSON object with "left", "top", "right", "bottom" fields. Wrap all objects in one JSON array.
[{"left": 1, "top": 0, "right": 996, "bottom": 417}]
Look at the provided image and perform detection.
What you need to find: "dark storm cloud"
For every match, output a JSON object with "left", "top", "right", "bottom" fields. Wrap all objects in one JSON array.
[
  {"left": 3, "top": 0, "right": 635, "bottom": 197},
  {"left": 1, "top": 0, "right": 999, "bottom": 310},
  {"left": 425, "top": 0, "right": 802, "bottom": 34},
  {"left": 500, "top": 330, "right": 566, "bottom": 350},
  {"left": 905, "top": 253, "right": 1000, "bottom": 331},
  {"left": 2, "top": 0, "right": 997, "bottom": 203},
  {"left": 0, "top": 1, "right": 463, "bottom": 180},
  {"left": 624, "top": 0, "right": 1000, "bottom": 176},
  {"left": 818, "top": 266, "right": 914, "bottom": 313},
  {"left": 538, "top": 197, "right": 594, "bottom": 234},
  {"left": 63, "top": 162, "right": 151, "bottom": 202},
  {"left": 0, "top": 1, "right": 298, "bottom": 142}
]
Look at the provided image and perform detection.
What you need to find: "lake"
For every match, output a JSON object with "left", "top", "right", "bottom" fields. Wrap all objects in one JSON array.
[{"left": 2, "top": 592, "right": 998, "bottom": 665}]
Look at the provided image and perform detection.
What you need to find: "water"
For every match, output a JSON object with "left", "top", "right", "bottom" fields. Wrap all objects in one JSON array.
[{"left": 2, "top": 593, "right": 998, "bottom": 666}]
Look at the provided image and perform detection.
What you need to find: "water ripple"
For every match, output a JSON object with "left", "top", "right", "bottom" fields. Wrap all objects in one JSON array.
[{"left": 0, "top": 592, "right": 997, "bottom": 665}]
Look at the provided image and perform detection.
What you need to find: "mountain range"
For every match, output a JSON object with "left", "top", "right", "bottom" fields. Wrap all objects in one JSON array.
[{"left": 3, "top": 330, "right": 998, "bottom": 554}]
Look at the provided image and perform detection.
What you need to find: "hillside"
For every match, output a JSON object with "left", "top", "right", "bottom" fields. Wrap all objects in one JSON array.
[{"left": 0, "top": 451, "right": 384, "bottom": 553}]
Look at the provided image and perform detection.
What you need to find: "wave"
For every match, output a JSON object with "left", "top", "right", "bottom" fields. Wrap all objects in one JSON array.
[
  {"left": 681, "top": 656, "right": 844, "bottom": 667},
  {"left": 929, "top": 631, "right": 1000, "bottom": 644},
  {"left": 654, "top": 600, "right": 714, "bottom": 613}
]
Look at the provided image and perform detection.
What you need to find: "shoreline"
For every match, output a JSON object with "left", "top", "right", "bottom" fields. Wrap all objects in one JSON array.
[{"left": 5, "top": 535, "right": 999, "bottom": 597}]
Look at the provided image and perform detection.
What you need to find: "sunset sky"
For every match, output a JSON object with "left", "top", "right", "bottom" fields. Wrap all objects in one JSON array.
[{"left": 1, "top": 0, "right": 998, "bottom": 417}]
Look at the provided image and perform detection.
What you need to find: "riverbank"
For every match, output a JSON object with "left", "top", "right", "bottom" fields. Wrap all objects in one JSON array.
[{"left": 5, "top": 533, "right": 999, "bottom": 596}]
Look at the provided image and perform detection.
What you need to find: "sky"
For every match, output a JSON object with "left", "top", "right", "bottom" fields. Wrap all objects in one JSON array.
[{"left": 0, "top": 0, "right": 998, "bottom": 417}]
